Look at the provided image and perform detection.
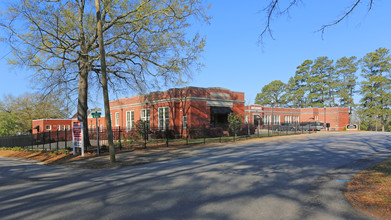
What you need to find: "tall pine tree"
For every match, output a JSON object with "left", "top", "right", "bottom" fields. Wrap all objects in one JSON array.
[
  {"left": 360, "top": 48, "right": 391, "bottom": 131},
  {"left": 335, "top": 56, "right": 358, "bottom": 122},
  {"left": 308, "top": 57, "right": 334, "bottom": 107}
]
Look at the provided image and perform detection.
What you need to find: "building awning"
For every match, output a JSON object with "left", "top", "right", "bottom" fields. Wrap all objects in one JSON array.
[{"left": 210, "top": 107, "right": 233, "bottom": 115}]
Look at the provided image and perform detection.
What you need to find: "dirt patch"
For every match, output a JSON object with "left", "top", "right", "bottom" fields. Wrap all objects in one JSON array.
[
  {"left": 346, "top": 157, "right": 391, "bottom": 220},
  {"left": 0, "top": 150, "right": 96, "bottom": 165}
]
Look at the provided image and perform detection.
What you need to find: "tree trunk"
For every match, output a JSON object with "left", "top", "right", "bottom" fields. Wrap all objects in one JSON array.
[
  {"left": 77, "top": 0, "right": 91, "bottom": 151},
  {"left": 78, "top": 54, "right": 91, "bottom": 149},
  {"left": 95, "top": 0, "right": 115, "bottom": 163}
]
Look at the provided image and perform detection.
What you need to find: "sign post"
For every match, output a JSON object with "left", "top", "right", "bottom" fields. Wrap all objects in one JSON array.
[
  {"left": 72, "top": 121, "right": 84, "bottom": 157},
  {"left": 91, "top": 110, "right": 102, "bottom": 155}
]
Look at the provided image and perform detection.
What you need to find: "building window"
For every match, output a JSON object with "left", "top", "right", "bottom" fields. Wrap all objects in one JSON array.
[
  {"left": 115, "top": 112, "right": 119, "bottom": 126},
  {"left": 293, "top": 116, "right": 299, "bottom": 125},
  {"left": 141, "top": 109, "right": 150, "bottom": 127},
  {"left": 264, "top": 115, "right": 271, "bottom": 125},
  {"left": 244, "top": 115, "right": 248, "bottom": 124},
  {"left": 158, "top": 107, "right": 169, "bottom": 130},
  {"left": 100, "top": 125, "right": 103, "bottom": 131},
  {"left": 88, "top": 125, "right": 91, "bottom": 131},
  {"left": 46, "top": 125, "right": 51, "bottom": 130},
  {"left": 67, "top": 125, "right": 70, "bottom": 131},
  {"left": 284, "top": 116, "right": 292, "bottom": 124},
  {"left": 315, "top": 115, "right": 319, "bottom": 121},
  {"left": 183, "top": 116, "right": 187, "bottom": 129},
  {"left": 92, "top": 125, "right": 96, "bottom": 131},
  {"left": 273, "top": 115, "right": 280, "bottom": 125},
  {"left": 126, "top": 111, "right": 135, "bottom": 131},
  {"left": 62, "top": 125, "right": 65, "bottom": 131},
  {"left": 57, "top": 125, "right": 61, "bottom": 131}
]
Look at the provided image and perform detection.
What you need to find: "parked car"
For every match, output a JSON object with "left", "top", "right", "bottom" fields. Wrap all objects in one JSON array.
[
  {"left": 299, "top": 122, "right": 324, "bottom": 131},
  {"left": 273, "top": 123, "right": 297, "bottom": 131}
]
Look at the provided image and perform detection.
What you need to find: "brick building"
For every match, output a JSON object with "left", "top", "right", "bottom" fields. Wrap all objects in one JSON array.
[
  {"left": 32, "top": 87, "right": 350, "bottom": 134},
  {"left": 245, "top": 105, "right": 350, "bottom": 131},
  {"left": 32, "top": 87, "right": 245, "bottom": 134},
  {"left": 108, "top": 87, "right": 245, "bottom": 133},
  {"left": 32, "top": 119, "right": 74, "bottom": 134}
]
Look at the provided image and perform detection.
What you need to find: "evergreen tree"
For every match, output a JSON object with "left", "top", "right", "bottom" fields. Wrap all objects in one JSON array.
[
  {"left": 287, "top": 60, "right": 313, "bottom": 107},
  {"left": 335, "top": 56, "right": 358, "bottom": 120},
  {"left": 255, "top": 80, "right": 287, "bottom": 107},
  {"left": 309, "top": 57, "right": 334, "bottom": 107},
  {"left": 360, "top": 48, "right": 391, "bottom": 131}
]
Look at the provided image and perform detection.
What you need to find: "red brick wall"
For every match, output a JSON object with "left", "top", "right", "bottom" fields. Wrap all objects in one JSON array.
[
  {"left": 32, "top": 119, "right": 74, "bottom": 134},
  {"left": 246, "top": 105, "right": 349, "bottom": 131},
  {"left": 109, "top": 87, "right": 245, "bottom": 130}
]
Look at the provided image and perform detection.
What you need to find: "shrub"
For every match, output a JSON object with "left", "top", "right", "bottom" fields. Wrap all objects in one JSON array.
[
  {"left": 101, "top": 145, "right": 108, "bottom": 152},
  {"left": 61, "top": 148, "right": 69, "bottom": 154},
  {"left": 52, "top": 150, "right": 59, "bottom": 155},
  {"left": 12, "top": 147, "right": 24, "bottom": 151},
  {"left": 228, "top": 113, "right": 242, "bottom": 137},
  {"left": 153, "top": 129, "right": 175, "bottom": 139}
]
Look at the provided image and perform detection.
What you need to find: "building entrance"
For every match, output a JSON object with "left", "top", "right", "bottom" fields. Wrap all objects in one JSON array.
[{"left": 210, "top": 107, "right": 233, "bottom": 129}]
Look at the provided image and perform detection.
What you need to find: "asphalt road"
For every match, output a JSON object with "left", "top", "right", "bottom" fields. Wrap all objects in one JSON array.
[{"left": 1, "top": 132, "right": 391, "bottom": 220}]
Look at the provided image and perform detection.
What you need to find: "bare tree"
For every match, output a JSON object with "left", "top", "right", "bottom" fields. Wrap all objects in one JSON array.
[
  {"left": 260, "top": 0, "right": 374, "bottom": 42},
  {"left": 1, "top": 0, "right": 209, "bottom": 152}
]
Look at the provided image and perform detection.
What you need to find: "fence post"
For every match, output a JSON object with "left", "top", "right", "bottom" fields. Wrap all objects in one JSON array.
[
  {"left": 65, "top": 130, "right": 67, "bottom": 149},
  {"left": 119, "top": 126, "right": 122, "bottom": 150},
  {"left": 42, "top": 132, "right": 45, "bottom": 150},
  {"left": 36, "top": 132, "right": 39, "bottom": 149},
  {"left": 49, "top": 130, "right": 52, "bottom": 151},
  {"left": 31, "top": 134, "right": 34, "bottom": 150},
  {"left": 308, "top": 123, "right": 310, "bottom": 134},
  {"left": 144, "top": 123, "right": 148, "bottom": 149},
  {"left": 268, "top": 124, "right": 270, "bottom": 137},
  {"left": 166, "top": 128, "right": 169, "bottom": 148},
  {"left": 56, "top": 129, "right": 59, "bottom": 151}
]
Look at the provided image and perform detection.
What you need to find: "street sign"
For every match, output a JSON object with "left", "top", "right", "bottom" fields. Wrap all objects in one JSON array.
[{"left": 92, "top": 112, "right": 101, "bottom": 118}]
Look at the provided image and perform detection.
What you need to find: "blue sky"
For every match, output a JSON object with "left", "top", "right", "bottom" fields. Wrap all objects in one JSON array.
[{"left": 1, "top": 0, "right": 390, "bottom": 108}]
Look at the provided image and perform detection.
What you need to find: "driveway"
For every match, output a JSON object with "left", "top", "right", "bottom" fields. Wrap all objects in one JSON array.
[{"left": 1, "top": 132, "right": 390, "bottom": 220}]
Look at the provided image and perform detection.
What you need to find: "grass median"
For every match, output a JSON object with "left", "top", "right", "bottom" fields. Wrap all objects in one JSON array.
[{"left": 346, "top": 157, "right": 391, "bottom": 219}]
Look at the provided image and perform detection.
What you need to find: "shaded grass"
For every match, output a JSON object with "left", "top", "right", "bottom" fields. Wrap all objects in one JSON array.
[{"left": 346, "top": 157, "right": 391, "bottom": 219}]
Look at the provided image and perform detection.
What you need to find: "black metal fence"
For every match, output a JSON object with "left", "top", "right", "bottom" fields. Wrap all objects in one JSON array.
[{"left": 0, "top": 122, "right": 320, "bottom": 151}]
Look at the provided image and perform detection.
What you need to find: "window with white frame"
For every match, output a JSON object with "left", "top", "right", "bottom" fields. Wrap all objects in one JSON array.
[
  {"left": 67, "top": 125, "right": 70, "bottom": 131},
  {"left": 158, "top": 107, "right": 169, "bottom": 130},
  {"left": 315, "top": 115, "right": 319, "bottom": 121},
  {"left": 293, "top": 116, "right": 299, "bottom": 124},
  {"left": 88, "top": 125, "right": 91, "bottom": 131},
  {"left": 92, "top": 125, "right": 95, "bottom": 131},
  {"left": 46, "top": 125, "right": 51, "bottom": 130},
  {"left": 141, "top": 109, "right": 150, "bottom": 126},
  {"left": 100, "top": 125, "right": 103, "bottom": 131},
  {"left": 284, "top": 116, "right": 292, "bottom": 124},
  {"left": 57, "top": 125, "right": 61, "bottom": 131},
  {"left": 183, "top": 116, "right": 188, "bottom": 129},
  {"left": 244, "top": 115, "right": 248, "bottom": 124},
  {"left": 273, "top": 115, "right": 280, "bottom": 125},
  {"left": 62, "top": 125, "right": 65, "bottom": 131},
  {"left": 264, "top": 115, "right": 271, "bottom": 125},
  {"left": 126, "top": 111, "right": 135, "bottom": 131},
  {"left": 115, "top": 112, "right": 119, "bottom": 126}
]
